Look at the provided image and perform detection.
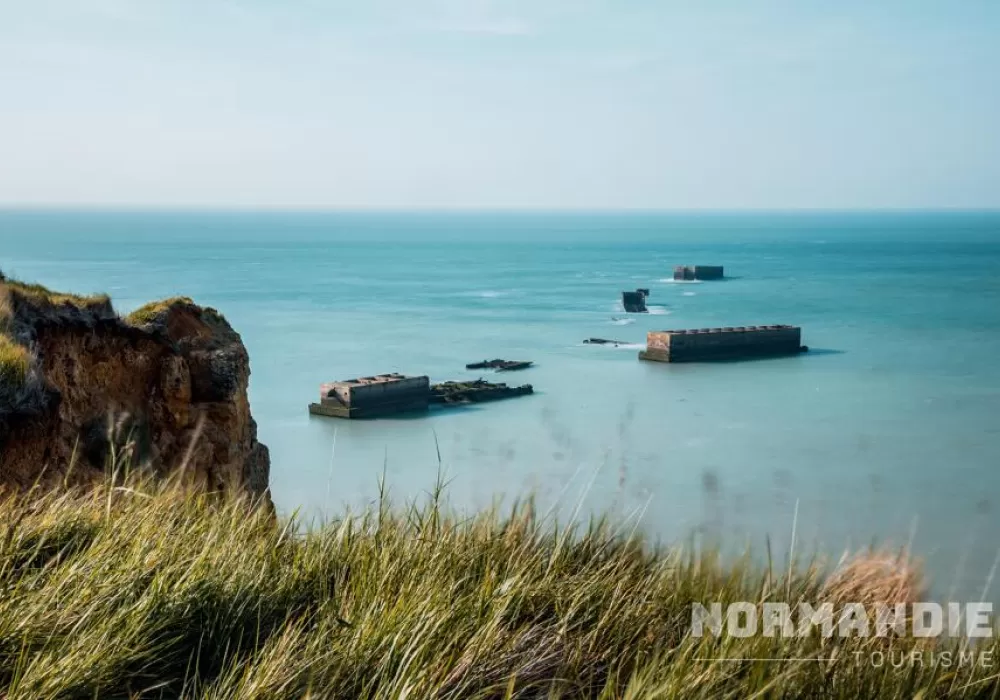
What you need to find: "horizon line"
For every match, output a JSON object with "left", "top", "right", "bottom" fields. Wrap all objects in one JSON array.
[{"left": 2, "top": 205, "right": 999, "bottom": 216}]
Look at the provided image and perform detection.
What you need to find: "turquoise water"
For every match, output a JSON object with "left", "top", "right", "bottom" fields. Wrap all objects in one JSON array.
[{"left": 2, "top": 211, "right": 999, "bottom": 602}]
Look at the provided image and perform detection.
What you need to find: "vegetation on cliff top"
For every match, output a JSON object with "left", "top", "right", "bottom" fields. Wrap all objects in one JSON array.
[
  {"left": 0, "top": 273, "right": 109, "bottom": 397},
  {"left": 0, "top": 271, "right": 211, "bottom": 330},
  {"left": 0, "top": 271, "right": 212, "bottom": 394},
  {"left": 0, "top": 474, "right": 995, "bottom": 699},
  {"left": 124, "top": 296, "right": 196, "bottom": 325},
  {"left": 0, "top": 274, "right": 111, "bottom": 312}
]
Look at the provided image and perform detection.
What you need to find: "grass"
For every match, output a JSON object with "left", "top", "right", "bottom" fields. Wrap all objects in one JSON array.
[
  {"left": 124, "top": 297, "right": 196, "bottom": 326},
  {"left": 0, "top": 276, "right": 111, "bottom": 312},
  {"left": 0, "top": 335, "right": 31, "bottom": 389},
  {"left": 0, "top": 474, "right": 996, "bottom": 699}
]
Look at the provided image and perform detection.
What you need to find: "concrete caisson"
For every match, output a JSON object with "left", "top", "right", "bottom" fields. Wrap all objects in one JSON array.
[
  {"left": 639, "top": 325, "right": 806, "bottom": 363},
  {"left": 621, "top": 289, "right": 649, "bottom": 313},
  {"left": 309, "top": 373, "right": 430, "bottom": 418},
  {"left": 673, "top": 265, "right": 724, "bottom": 281}
]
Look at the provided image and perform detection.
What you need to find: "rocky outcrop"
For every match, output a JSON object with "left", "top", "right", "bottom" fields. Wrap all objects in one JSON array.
[{"left": 0, "top": 274, "right": 270, "bottom": 502}]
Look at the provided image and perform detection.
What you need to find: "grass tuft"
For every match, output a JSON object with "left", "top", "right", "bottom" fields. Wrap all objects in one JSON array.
[
  {"left": 124, "top": 297, "right": 196, "bottom": 326},
  {"left": 0, "top": 335, "right": 31, "bottom": 389}
]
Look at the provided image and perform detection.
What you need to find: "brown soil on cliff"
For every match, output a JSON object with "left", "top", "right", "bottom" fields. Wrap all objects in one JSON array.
[{"left": 0, "top": 271, "right": 269, "bottom": 500}]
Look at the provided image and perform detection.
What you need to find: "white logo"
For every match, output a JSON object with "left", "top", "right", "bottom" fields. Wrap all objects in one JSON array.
[{"left": 690, "top": 602, "right": 994, "bottom": 638}]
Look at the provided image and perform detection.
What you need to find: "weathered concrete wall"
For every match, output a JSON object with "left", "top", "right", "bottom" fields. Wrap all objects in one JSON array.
[
  {"left": 693, "top": 265, "right": 724, "bottom": 280},
  {"left": 643, "top": 325, "right": 803, "bottom": 362},
  {"left": 622, "top": 291, "right": 648, "bottom": 313},
  {"left": 348, "top": 377, "right": 429, "bottom": 409},
  {"left": 320, "top": 374, "right": 430, "bottom": 412},
  {"left": 673, "top": 265, "right": 724, "bottom": 281}
]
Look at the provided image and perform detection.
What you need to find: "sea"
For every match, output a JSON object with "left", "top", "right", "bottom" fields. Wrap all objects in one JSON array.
[{"left": 2, "top": 210, "right": 999, "bottom": 603}]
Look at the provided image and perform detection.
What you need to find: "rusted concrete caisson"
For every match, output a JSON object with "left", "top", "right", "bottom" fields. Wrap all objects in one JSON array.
[
  {"left": 639, "top": 325, "right": 808, "bottom": 363},
  {"left": 309, "top": 373, "right": 430, "bottom": 418}
]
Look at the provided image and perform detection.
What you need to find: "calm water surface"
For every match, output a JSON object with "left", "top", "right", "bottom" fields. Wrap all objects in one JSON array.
[{"left": 2, "top": 211, "right": 999, "bottom": 602}]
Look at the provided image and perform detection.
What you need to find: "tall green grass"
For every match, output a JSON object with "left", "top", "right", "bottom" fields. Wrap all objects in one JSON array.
[{"left": 0, "top": 475, "right": 996, "bottom": 699}]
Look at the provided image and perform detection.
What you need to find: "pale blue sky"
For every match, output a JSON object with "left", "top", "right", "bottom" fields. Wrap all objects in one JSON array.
[{"left": 1, "top": 1, "right": 998, "bottom": 209}]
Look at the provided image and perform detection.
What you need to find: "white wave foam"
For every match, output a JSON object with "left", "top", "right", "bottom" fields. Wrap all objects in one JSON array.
[
  {"left": 647, "top": 306, "right": 671, "bottom": 315},
  {"left": 660, "top": 278, "right": 702, "bottom": 284},
  {"left": 682, "top": 291, "right": 696, "bottom": 296},
  {"left": 610, "top": 317, "right": 635, "bottom": 326}
]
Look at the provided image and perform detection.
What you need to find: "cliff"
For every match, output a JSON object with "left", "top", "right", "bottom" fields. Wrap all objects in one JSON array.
[{"left": 0, "top": 271, "right": 270, "bottom": 501}]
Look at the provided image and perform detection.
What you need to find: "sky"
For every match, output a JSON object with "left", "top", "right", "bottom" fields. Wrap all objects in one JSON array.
[{"left": 0, "top": 0, "right": 998, "bottom": 210}]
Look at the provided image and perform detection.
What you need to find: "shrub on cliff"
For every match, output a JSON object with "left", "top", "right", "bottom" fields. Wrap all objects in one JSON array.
[{"left": 0, "top": 475, "right": 995, "bottom": 699}]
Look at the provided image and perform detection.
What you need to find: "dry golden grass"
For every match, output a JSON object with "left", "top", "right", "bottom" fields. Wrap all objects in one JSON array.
[{"left": 822, "top": 548, "right": 927, "bottom": 608}]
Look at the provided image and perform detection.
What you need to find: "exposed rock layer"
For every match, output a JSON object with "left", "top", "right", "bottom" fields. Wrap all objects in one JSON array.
[{"left": 0, "top": 276, "right": 270, "bottom": 501}]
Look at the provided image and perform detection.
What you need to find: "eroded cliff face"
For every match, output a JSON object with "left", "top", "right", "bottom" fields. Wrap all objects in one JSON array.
[{"left": 0, "top": 275, "right": 270, "bottom": 501}]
